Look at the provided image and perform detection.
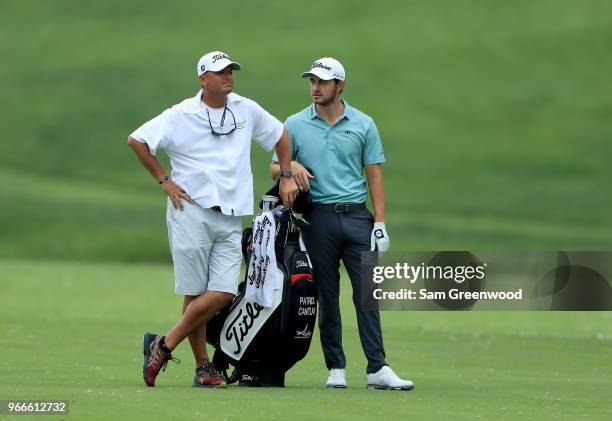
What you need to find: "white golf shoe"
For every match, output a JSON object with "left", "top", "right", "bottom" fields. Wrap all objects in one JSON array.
[
  {"left": 366, "top": 366, "right": 414, "bottom": 390},
  {"left": 326, "top": 368, "right": 348, "bottom": 388}
]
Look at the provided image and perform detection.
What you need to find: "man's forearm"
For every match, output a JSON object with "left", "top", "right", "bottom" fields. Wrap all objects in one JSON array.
[
  {"left": 366, "top": 164, "right": 386, "bottom": 222},
  {"left": 272, "top": 128, "right": 299, "bottom": 208},
  {"left": 274, "top": 128, "right": 292, "bottom": 172},
  {"left": 127, "top": 137, "right": 167, "bottom": 182},
  {"left": 270, "top": 161, "right": 281, "bottom": 179}
]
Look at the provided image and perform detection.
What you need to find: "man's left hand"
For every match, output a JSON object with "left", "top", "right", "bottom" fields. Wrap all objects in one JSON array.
[
  {"left": 279, "top": 176, "right": 298, "bottom": 208},
  {"left": 370, "top": 222, "right": 390, "bottom": 258}
]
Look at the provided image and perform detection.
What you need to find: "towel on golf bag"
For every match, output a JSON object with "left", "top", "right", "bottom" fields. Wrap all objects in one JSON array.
[{"left": 245, "top": 211, "right": 282, "bottom": 307}]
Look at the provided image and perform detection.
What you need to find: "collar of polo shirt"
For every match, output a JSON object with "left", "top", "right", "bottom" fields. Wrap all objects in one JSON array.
[{"left": 310, "top": 99, "right": 354, "bottom": 121}]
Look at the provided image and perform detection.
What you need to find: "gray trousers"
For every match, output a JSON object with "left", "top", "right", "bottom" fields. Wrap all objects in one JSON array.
[{"left": 303, "top": 205, "right": 387, "bottom": 374}]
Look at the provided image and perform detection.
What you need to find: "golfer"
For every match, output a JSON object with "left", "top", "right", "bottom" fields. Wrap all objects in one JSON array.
[
  {"left": 270, "top": 57, "right": 413, "bottom": 390},
  {"left": 128, "top": 51, "right": 298, "bottom": 387}
]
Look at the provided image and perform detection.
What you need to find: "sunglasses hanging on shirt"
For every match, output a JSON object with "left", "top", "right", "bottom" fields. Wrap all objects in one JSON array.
[{"left": 206, "top": 105, "right": 237, "bottom": 136}]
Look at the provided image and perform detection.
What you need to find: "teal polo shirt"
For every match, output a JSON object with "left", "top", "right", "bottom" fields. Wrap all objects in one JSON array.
[{"left": 273, "top": 100, "right": 385, "bottom": 204}]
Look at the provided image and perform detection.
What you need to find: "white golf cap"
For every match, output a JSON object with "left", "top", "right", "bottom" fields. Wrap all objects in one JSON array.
[
  {"left": 197, "top": 51, "right": 242, "bottom": 76},
  {"left": 300, "top": 57, "right": 345, "bottom": 81}
]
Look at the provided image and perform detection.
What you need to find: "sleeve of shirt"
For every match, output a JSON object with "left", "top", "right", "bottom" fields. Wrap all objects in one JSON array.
[
  {"left": 128, "top": 108, "right": 175, "bottom": 156},
  {"left": 249, "top": 100, "right": 284, "bottom": 152},
  {"left": 271, "top": 117, "right": 296, "bottom": 162},
  {"left": 363, "top": 119, "right": 385, "bottom": 165}
]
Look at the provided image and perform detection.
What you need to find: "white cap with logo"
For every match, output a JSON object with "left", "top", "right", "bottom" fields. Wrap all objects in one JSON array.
[
  {"left": 300, "top": 57, "right": 345, "bottom": 81},
  {"left": 197, "top": 51, "right": 242, "bottom": 76}
]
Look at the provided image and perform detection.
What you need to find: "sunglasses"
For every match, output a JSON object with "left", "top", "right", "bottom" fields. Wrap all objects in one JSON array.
[{"left": 206, "top": 105, "right": 237, "bottom": 136}]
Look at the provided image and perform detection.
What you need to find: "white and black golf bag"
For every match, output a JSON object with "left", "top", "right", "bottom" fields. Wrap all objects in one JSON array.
[{"left": 206, "top": 204, "right": 317, "bottom": 387}]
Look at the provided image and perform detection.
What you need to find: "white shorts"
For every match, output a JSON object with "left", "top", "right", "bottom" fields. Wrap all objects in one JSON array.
[{"left": 166, "top": 201, "right": 242, "bottom": 296}]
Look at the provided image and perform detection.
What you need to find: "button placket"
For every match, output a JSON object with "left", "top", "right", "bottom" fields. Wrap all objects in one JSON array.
[{"left": 327, "top": 128, "right": 336, "bottom": 150}]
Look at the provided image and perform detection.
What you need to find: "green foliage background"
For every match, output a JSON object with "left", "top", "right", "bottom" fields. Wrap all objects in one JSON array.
[{"left": 2, "top": 0, "right": 611, "bottom": 261}]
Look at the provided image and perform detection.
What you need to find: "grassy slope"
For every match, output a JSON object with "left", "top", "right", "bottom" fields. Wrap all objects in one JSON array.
[
  {"left": 1, "top": 0, "right": 611, "bottom": 260},
  {"left": 1, "top": 260, "right": 611, "bottom": 420}
]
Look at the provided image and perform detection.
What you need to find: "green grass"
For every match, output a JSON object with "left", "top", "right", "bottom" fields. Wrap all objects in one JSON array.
[
  {"left": 1, "top": 260, "right": 611, "bottom": 420},
  {"left": 1, "top": 0, "right": 612, "bottom": 260}
]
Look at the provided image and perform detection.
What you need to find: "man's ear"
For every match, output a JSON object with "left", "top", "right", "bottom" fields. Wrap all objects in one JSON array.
[
  {"left": 337, "top": 80, "right": 345, "bottom": 93},
  {"left": 199, "top": 74, "right": 207, "bottom": 88}
]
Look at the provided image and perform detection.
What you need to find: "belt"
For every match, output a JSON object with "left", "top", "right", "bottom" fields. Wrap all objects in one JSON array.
[
  {"left": 210, "top": 206, "right": 222, "bottom": 212},
  {"left": 312, "top": 202, "right": 366, "bottom": 213}
]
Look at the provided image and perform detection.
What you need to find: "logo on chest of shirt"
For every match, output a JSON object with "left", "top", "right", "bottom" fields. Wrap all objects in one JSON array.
[
  {"left": 339, "top": 129, "right": 362, "bottom": 150},
  {"left": 343, "top": 130, "right": 361, "bottom": 142}
]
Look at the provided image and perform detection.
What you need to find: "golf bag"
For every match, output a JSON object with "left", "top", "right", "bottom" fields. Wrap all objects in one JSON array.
[{"left": 206, "top": 206, "right": 317, "bottom": 387}]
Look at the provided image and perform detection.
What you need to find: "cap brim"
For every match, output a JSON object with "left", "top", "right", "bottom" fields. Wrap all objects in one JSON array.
[
  {"left": 300, "top": 68, "right": 335, "bottom": 80},
  {"left": 207, "top": 61, "right": 242, "bottom": 72}
]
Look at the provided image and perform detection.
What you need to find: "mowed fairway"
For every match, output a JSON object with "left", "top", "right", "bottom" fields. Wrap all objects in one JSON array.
[{"left": 1, "top": 260, "right": 610, "bottom": 420}]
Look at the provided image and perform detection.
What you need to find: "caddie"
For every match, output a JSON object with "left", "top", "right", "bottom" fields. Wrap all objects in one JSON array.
[{"left": 128, "top": 50, "right": 298, "bottom": 387}]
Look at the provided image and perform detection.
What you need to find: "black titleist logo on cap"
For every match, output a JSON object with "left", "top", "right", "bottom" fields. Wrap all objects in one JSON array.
[
  {"left": 312, "top": 61, "right": 332, "bottom": 71},
  {"left": 212, "top": 53, "right": 230, "bottom": 63}
]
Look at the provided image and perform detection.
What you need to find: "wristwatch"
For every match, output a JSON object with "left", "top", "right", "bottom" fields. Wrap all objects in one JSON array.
[{"left": 279, "top": 170, "right": 293, "bottom": 178}]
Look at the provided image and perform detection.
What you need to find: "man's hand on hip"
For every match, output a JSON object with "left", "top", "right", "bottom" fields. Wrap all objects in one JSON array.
[
  {"left": 370, "top": 222, "right": 390, "bottom": 258},
  {"left": 162, "top": 179, "right": 194, "bottom": 211},
  {"left": 279, "top": 176, "right": 298, "bottom": 209}
]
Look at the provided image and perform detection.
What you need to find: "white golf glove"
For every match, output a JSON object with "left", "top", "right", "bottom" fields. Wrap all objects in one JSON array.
[{"left": 370, "top": 222, "right": 390, "bottom": 258}]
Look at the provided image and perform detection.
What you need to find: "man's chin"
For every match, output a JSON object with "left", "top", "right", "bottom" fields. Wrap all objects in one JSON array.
[{"left": 314, "top": 97, "right": 333, "bottom": 106}]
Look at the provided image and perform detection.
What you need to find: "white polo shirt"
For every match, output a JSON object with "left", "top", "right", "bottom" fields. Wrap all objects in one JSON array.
[{"left": 130, "top": 90, "right": 283, "bottom": 216}]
